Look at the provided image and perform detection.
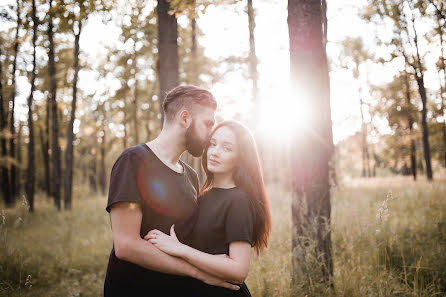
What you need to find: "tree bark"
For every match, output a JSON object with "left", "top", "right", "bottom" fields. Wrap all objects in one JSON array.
[
  {"left": 415, "top": 74, "right": 433, "bottom": 180},
  {"left": 355, "top": 62, "right": 370, "bottom": 178},
  {"left": 64, "top": 21, "right": 82, "bottom": 210},
  {"left": 26, "top": 0, "right": 37, "bottom": 212},
  {"left": 288, "top": 0, "right": 333, "bottom": 288},
  {"left": 404, "top": 72, "right": 416, "bottom": 180},
  {"left": 133, "top": 65, "right": 139, "bottom": 144},
  {"left": 16, "top": 122, "right": 22, "bottom": 196},
  {"left": 89, "top": 149, "right": 97, "bottom": 192},
  {"left": 157, "top": 0, "right": 179, "bottom": 125},
  {"left": 99, "top": 129, "right": 106, "bottom": 195},
  {"left": 435, "top": 11, "right": 446, "bottom": 167},
  {"left": 48, "top": 0, "right": 62, "bottom": 209},
  {"left": 123, "top": 113, "right": 128, "bottom": 149},
  {"left": 0, "top": 47, "right": 11, "bottom": 206},
  {"left": 9, "top": 0, "right": 22, "bottom": 203},
  {"left": 40, "top": 122, "right": 50, "bottom": 196},
  {"left": 408, "top": 10, "right": 433, "bottom": 180}
]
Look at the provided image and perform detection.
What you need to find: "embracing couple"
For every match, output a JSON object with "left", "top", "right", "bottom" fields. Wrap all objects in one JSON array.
[{"left": 104, "top": 85, "right": 272, "bottom": 297}]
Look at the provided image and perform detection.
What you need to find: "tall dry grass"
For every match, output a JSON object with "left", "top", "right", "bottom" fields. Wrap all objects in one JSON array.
[{"left": 1, "top": 177, "right": 445, "bottom": 296}]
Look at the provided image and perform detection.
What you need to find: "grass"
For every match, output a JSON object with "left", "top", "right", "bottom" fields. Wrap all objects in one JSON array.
[{"left": 1, "top": 177, "right": 445, "bottom": 297}]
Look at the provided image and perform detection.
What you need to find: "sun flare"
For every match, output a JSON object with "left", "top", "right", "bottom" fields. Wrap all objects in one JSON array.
[{"left": 256, "top": 84, "right": 309, "bottom": 142}]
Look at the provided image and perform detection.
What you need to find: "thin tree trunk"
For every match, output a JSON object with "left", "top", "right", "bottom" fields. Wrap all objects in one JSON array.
[
  {"left": 247, "top": 0, "right": 259, "bottom": 106},
  {"left": 409, "top": 10, "right": 433, "bottom": 180},
  {"left": 359, "top": 96, "right": 368, "bottom": 178},
  {"left": 146, "top": 81, "right": 157, "bottom": 141},
  {"left": 440, "top": 82, "right": 446, "bottom": 168},
  {"left": 190, "top": 13, "right": 198, "bottom": 84},
  {"left": 43, "top": 87, "right": 51, "bottom": 197},
  {"left": 404, "top": 72, "right": 417, "bottom": 180},
  {"left": 415, "top": 74, "right": 433, "bottom": 180},
  {"left": 64, "top": 21, "right": 82, "bottom": 210},
  {"left": 99, "top": 129, "right": 106, "bottom": 195},
  {"left": 89, "top": 149, "right": 97, "bottom": 192},
  {"left": 48, "top": 0, "right": 61, "bottom": 209},
  {"left": 288, "top": 0, "right": 333, "bottom": 288},
  {"left": 0, "top": 47, "right": 12, "bottom": 206},
  {"left": 133, "top": 74, "right": 139, "bottom": 144},
  {"left": 356, "top": 62, "right": 370, "bottom": 178},
  {"left": 40, "top": 122, "right": 50, "bottom": 196},
  {"left": 16, "top": 122, "right": 22, "bottom": 196},
  {"left": 436, "top": 13, "right": 446, "bottom": 167},
  {"left": 9, "top": 0, "right": 22, "bottom": 203},
  {"left": 123, "top": 110, "right": 128, "bottom": 149},
  {"left": 26, "top": 0, "right": 37, "bottom": 212},
  {"left": 157, "top": 0, "right": 179, "bottom": 125}
]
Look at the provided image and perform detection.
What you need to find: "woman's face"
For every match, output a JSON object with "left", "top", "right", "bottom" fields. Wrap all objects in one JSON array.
[{"left": 206, "top": 126, "right": 239, "bottom": 175}]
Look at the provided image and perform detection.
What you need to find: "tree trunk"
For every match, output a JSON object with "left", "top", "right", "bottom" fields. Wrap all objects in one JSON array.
[
  {"left": 355, "top": 62, "right": 370, "bottom": 178},
  {"left": 99, "top": 129, "right": 106, "bottom": 195},
  {"left": 26, "top": 0, "right": 37, "bottom": 212},
  {"left": 9, "top": 0, "right": 22, "bottom": 203},
  {"left": 133, "top": 76, "right": 139, "bottom": 144},
  {"left": 123, "top": 116, "right": 128, "bottom": 149},
  {"left": 359, "top": 98, "right": 369, "bottom": 178},
  {"left": 64, "top": 21, "right": 82, "bottom": 210},
  {"left": 404, "top": 72, "right": 416, "bottom": 180},
  {"left": 89, "top": 149, "right": 97, "bottom": 192},
  {"left": 190, "top": 13, "right": 198, "bottom": 85},
  {"left": 415, "top": 74, "right": 433, "bottom": 180},
  {"left": 40, "top": 123, "right": 50, "bottom": 196},
  {"left": 436, "top": 13, "right": 446, "bottom": 167},
  {"left": 409, "top": 13, "right": 433, "bottom": 180},
  {"left": 157, "top": 0, "right": 179, "bottom": 125},
  {"left": 247, "top": 0, "right": 259, "bottom": 107},
  {"left": 16, "top": 122, "right": 22, "bottom": 196},
  {"left": 48, "top": 0, "right": 62, "bottom": 209},
  {"left": 0, "top": 47, "right": 12, "bottom": 206},
  {"left": 321, "top": 0, "right": 336, "bottom": 186},
  {"left": 288, "top": 0, "right": 333, "bottom": 289}
]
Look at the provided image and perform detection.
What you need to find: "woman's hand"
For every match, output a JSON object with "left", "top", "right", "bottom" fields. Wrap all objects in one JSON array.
[{"left": 144, "top": 225, "right": 185, "bottom": 258}]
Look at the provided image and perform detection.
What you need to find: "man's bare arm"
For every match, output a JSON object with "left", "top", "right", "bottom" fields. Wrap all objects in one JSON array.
[{"left": 109, "top": 202, "right": 239, "bottom": 290}]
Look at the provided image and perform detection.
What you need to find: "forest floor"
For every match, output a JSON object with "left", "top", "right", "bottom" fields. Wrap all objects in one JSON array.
[{"left": 1, "top": 176, "right": 445, "bottom": 297}]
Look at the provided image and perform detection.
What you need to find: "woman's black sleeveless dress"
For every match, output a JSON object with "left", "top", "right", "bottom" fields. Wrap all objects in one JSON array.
[{"left": 186, "top": 187, "right": 254, "bottom": 297}]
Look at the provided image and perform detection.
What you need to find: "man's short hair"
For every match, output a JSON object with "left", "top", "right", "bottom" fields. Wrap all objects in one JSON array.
[{"left": 163, "top": 85, "right": 217, "bottom": 121}]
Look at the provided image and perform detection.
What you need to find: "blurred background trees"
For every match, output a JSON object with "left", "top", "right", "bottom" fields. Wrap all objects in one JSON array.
[{"left": 0, "top": 0, "right": 445, "bottom": 208}]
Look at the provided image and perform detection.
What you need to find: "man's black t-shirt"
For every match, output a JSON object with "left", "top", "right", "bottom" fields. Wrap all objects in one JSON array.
[
  {"left": 104, "top": 143, "right": 199, "bottom": 297},
  {"left": 187, "top": 187, "right": 254, "bottom": 297}
]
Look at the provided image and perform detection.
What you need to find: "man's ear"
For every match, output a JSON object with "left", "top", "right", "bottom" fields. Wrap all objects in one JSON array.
[{"left": 179, "top": 110, "right": 192, "bottom": 128}]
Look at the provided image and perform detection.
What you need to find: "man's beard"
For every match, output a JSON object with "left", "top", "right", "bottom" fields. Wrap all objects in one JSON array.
[{"left": 185, "top": 120, "right": 206, "bottom": 157}]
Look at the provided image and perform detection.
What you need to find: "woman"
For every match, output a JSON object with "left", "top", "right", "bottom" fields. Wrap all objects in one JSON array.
[{"left": 145, "top": 120, "right": 272, "bottom": 296}]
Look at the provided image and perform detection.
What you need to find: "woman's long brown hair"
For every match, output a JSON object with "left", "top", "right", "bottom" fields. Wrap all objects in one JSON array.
[{"left": 200, "top": 120, "right": 272, "bottom": 254}]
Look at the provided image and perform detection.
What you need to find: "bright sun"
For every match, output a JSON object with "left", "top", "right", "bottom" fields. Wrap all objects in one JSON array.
[{"left": 256, "top": 84, "right": 310, "bottom": 143}]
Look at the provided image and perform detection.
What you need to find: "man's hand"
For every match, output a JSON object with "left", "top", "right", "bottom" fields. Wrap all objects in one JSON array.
[{"left": 196, "top": 270, "right": 240, "bottom": 290}]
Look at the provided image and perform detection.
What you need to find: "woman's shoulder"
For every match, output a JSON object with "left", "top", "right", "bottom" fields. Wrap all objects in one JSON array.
[
  {"left": 199, "top": 187, "right": 249, "bottom": 202},
  {"left": 222, "top": 188, "right": 253, "bottom": 211},
  {"left": 228, "top": 187, "right": 250, "bottom": 200}
]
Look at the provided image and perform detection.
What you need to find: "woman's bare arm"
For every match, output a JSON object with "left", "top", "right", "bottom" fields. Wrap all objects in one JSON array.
[{"left": 146, "top": 226, "right": 251, "bottom": 284}]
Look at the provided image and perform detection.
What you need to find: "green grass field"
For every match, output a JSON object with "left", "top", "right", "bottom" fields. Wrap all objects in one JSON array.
[{"left": 1, "top": 177, "right": 445, "bottom": 297}]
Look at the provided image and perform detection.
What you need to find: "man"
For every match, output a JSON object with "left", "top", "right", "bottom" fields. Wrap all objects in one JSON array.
[{"left": 104, "top": 85, "right": 239, "bottom": 296}]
